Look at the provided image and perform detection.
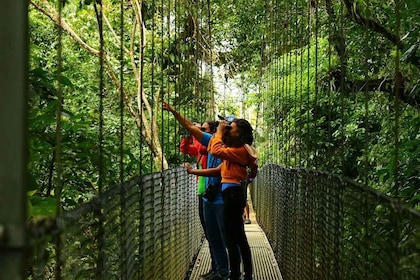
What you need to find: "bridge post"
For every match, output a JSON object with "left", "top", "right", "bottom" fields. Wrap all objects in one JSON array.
[{"left": 0, "top": 1, "right": 28, "bottom": 279}]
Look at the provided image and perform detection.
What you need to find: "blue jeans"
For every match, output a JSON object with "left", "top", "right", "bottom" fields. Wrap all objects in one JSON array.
[
  {"left": 203, "top": 200, "right": 229, "bottom": 276},
  {"left": 199, "top": 195, "right": 216, "bottom": 272}
]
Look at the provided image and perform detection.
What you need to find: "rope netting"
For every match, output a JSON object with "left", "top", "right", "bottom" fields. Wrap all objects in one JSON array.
[
  {"left": 28, "top": 168, "right": 202, "bottom": 279},
  {"left": 251, "top": 164, "right": 420, "bottom": 279}
]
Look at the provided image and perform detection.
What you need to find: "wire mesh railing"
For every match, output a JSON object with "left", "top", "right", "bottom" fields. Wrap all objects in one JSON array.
[
  {"left": 251, "top": 164, "right": 420, "bottom": 280},
  {"left": 26, "top": 164, "right": 420, "bottom": 279},
  {"left": 27, "top": 167, "right": 203, "bottom": 279}
]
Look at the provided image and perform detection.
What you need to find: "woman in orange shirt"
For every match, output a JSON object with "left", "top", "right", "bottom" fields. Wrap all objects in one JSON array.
[{"left": 187, "top": 118, "right": 257, "bottom": 280}]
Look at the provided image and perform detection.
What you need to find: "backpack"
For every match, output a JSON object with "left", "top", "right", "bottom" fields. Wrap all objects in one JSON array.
[
  {"left": 246, "top": 163, "right": 258, "bottom": 181},
  {"left": 240, "top": 162, "right": 258, "bottom": 182}
]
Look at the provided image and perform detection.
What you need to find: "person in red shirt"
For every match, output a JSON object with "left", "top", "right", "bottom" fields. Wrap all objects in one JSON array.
[
  {"left": 180, "top": 120, "right": 221, "bottom": 279},
  {"left": 180, "top": 122, "right": 217, "bottom": 228}
]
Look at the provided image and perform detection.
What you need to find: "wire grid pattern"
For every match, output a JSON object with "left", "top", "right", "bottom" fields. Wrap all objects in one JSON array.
[
  {"left": 27, "top": 167, "right": 203, "bottom": 279},
  {"left": 251, "top": 164, "right": 420, "bottom": 280}
]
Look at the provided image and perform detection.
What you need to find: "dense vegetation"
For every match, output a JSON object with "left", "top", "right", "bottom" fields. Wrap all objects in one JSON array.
[{"left": 28, "top": 0, "right": 419, "bottom": 217}]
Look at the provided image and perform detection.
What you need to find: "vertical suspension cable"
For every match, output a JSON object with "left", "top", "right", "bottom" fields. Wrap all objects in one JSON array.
[
  {"left": 256, "top": 0, "right": 268, "bottom": 153},
  {"left": 139, "top": 0, "right": 150, "bottom": 276},
  {"left": 393, "top": 0, "right": 401, "bottom": 197},
  {"left": 206, "top": 0, "right": 214, "bottom": 117},
  {"left": 313, "top": 0, "right": 319, "bottom": 169},
  {"left": 270, "top": 0, "right": 276, "bottom": 163},
  {"left": 391, "top": 3, "right": 402, "bottom": 276},
  {"left": 158, "top": 0, "right": 169, "bottom": 275},
  {"left": 274, "top": 1, "right": 280, "bottom": 164},
  {"left": 270, "top": 0, "right": 276, "bottom": 164},
  {"left": 149, "top": 0, "right": 155, "bottom": 174},
  {"left": 360, "top": 4, "right": 371, "bottom": 274},
  {"left": 196, "top": 0, "right": 204, "bottom": 120},
  {"left": 285, "top": 0, "right": 290, "bottom": 167},
  {"left": 165, "top": 0, "right": 173, "bottom": 169},
  {"left": 362, "top": 1, "right": 371, "bottom": 186},
  {"left": 287, "top": 0, "right": 293, "bottom": 167},
  {"left": 119, "top": 2, "right": 125, "bottom": 185},
  {"left": 118, "top": 0, "right": 126, "bottom": 276},
  {"left": 287, "top": 0, "right": 292, "bottom": 167},
  {"left": 193, "top": 1, "right": 199, "bottom": 118},
  {"left": 93, "top": 0, "right": 105, "bottom": 277},
  {"left": 326, "top": 0, "right": 333, "bottom": 171},
  {"left": 282, "top": 1, "right": 290, "bottom": 167},
  {"left": 290, "top": 0, "right": 296, "bottom": 168},
  {"left": 338, "top": 0, "right": 346, "bottom": 175},
  {"left": 177, "top": 0, "right": 185, "bottom": 165},
  {"left": 54, "top": 0, "right": 64, "bottom": 220},
  {"left": 54, "top": 0, "right": 64, "bottom": 277},
  {"left": 259, "top": 0, "right": 268, "bottom": 163},
  {"left": 326, "top": 2, "right": 343, "bottom": 271},
  {"left": 274, "top": 0, "right": 278, "bottom": 163},
  {"left": 284, "top": 0, "right": 289, "bottom": 167},
  {"left": 95, "top": 1, "right": 105, "bottom": 197},
  {"left": 306, "top": 2, "right": 315, "bottom": 276},
  {"left": 267, "top": 0, "right": 271, "bottom": 163},
  {"left": 266, "top": 0, "right": 272, "bottom": 164},
  {"left": 305, "top": 0, "right": 311, "bottom": 169},
  {"left": 298, "top": 0, "right": 303, "bottom": 168},
  {"left": 279, "top": 1, "right": 285, "bottom": 166},
  {"left": 297, "top": 3, "right": 302, "bottom": 167},
  {"left": 159, "top": 0, "right": 165, "bottom": 171}
]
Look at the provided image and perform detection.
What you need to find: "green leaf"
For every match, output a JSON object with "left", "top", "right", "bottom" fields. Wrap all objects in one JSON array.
[{"left": 29, "top": 196, "right": 57, "bottom": 217}]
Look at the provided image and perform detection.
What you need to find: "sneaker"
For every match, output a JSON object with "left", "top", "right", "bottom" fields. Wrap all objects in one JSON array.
[
  {"left": 200, "top": 271, "right": 215, "bottom": 279},
  {"left": 244, "top": 218, "right": 251, "bottom": 224}
]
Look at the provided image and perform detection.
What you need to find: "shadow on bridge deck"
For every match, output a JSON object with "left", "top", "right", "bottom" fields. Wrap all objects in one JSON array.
[{"left": 189, "top": 199, "right": 283, "bottom": 280}]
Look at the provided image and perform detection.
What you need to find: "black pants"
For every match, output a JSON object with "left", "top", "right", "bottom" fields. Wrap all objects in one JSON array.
[{"left": 222, "top": 186, "right": 253, "bottom": 280}]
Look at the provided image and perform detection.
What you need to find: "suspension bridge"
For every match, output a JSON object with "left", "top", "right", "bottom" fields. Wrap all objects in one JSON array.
[{"left": 1, "top": 0, "right": 420, "bottom": 279}]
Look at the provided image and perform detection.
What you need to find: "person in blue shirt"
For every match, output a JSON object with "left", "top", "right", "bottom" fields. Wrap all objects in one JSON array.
[{"left": 163, "top": 101, "right": 229, "bottom": 280}]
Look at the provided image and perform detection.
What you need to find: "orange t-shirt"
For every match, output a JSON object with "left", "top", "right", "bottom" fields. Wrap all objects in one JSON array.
[{"left": 208, "top": 134, "right": 257, "bottom": 185}]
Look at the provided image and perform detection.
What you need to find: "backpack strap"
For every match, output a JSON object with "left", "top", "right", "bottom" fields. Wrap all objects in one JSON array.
[{"left": 197, "top": 154, "right": 203, "bottom": 168}]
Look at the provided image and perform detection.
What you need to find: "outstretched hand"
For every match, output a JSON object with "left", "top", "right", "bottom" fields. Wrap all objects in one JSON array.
[{"left": 162, "top": 101, "right": 174, "bottom": 113}]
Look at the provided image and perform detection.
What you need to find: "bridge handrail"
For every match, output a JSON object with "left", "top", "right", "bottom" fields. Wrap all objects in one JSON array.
[
  {"left": 27, "top": 167, "right": 203, "bottom": 279},
  {"left": 251, "top": 164, "right": 420, "bottom": 280}
]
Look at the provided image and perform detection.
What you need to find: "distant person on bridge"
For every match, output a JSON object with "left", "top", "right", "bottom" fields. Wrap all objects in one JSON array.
[{"left": 163, "top": 101, "right": 229, "bottom": 280}]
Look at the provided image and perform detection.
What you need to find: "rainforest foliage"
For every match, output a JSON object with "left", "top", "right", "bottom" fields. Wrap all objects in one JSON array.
[{"left": 28, "top": 0, "right": 419, "bottom": 217}]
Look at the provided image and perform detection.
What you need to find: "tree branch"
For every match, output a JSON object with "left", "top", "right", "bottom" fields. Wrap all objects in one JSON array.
[
  {"left": 341, "top": 0, "right": 420, "bottom": 70},
  {"left": 103, "top": 13, "right": 130, "bottom": 54},
  {"left": 330, "top": 69, "right": 420, "bottom": 109},
  {"left": 30, "top": 0, "right": 169, "bottom": 170},
  {"left": 342, "top": 0, "right": 402, "bottom": 48},
  {"left": 31, "top": 0, "right": 100, "bottom": 56}
]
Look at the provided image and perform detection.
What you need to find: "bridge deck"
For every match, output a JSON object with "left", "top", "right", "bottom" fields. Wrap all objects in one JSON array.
[{"left": 189, "top": 199, "right": 283, "bottom": 280}]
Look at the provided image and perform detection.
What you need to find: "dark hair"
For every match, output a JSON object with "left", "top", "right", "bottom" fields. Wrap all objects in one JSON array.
[
  {"left": 206, "top": 120, "right": 219, "bottom": 134},
  {"left": 233, "top": 119, "right": 254, "bottom": 145}
]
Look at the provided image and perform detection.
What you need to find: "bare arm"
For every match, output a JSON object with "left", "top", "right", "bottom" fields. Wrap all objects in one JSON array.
[
  {"left": 184, "top": 163, "right": 222, "bottom": 177},
  {"left": 162, "top": 101, "right": 203, "bottom": 142}
]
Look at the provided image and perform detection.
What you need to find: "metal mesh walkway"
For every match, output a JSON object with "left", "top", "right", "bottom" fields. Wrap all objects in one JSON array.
[{"left": 189, "top": 199, "right": 283, "bottom": 280}]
